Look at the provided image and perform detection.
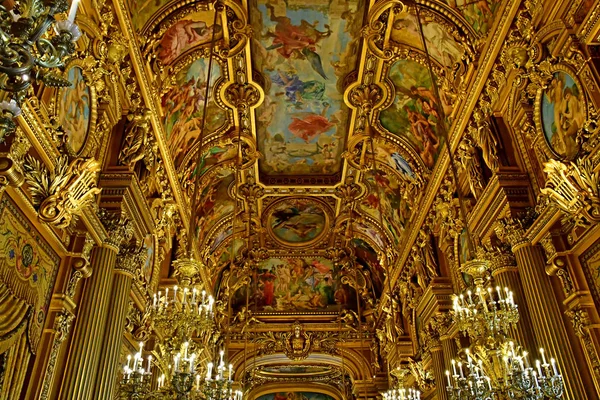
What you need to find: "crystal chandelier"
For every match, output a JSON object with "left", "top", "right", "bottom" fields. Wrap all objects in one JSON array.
[
  {"left": 0, "top": 0, "right": 82, "bottom": 136},
  {"left": 382, "top": 386, "right": 421, "bottom": 400},
  {"left": 445, "top": 259, "right": 564, "bottom": 400},
  {"left": 149, "top": 260, "right": 215, "bottom": 341}
]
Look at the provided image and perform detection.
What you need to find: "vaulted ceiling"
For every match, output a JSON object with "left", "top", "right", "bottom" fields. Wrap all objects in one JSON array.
[{"left": 123, "top": 0, "right": 505, "bottom": 392}]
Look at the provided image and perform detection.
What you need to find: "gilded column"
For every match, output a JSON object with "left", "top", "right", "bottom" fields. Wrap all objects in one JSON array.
[
  {"left": 59, "top": 213, "right": 131, "bottom": 400},
  {"left": 94, "top": 243, "right": 145, "bottom": 398},
  {"left": 424, "top": 315, "right": 451, "bottom": 400},
  {"left": 488, "top": 246, "right": 538, "bottom": 353},
  {"left": 496, "top": 219, "right": 589, "bottom": 399},
  {"left": 429, "top": 343, "right": 449, "bottom": 400}
]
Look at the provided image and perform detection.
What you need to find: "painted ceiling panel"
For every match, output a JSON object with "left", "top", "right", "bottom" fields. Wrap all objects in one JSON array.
[
  {"left": 162, "top": 59, "right": 228, "bottom": 169},
  {"left": 252, "top": 0, "right": 365, "bottom": 181}
]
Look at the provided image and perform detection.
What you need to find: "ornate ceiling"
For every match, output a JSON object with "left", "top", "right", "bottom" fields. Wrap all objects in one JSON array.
[{"left": 122, "top": 0, "right": 504, "bottom": 392}]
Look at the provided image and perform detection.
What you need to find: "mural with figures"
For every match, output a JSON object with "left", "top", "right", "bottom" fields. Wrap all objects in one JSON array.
[
  {"left": 194, "top": 168, "right": 235, "bottom": 245},
  {"left": 391, "top": 10, "right": 465, "bottom": 68},
  {"left": 0, "top": 197, "right": 60, "bottom": 352},
  {"left": 541, "top": 71, "right": 585, "bottom": 159},
  {"left": 180, "top": 145, "right": 237, "bottom": 191},
  {"left": 163, "top": 59, "right": 228, "bottom": 169},
  {"left": 351, "top": 238, "right": 385, "bottom": 296},
  {"left": 58, "top": 67, "right": 91, "bottom": 154},
  {"left": 446, "top": 0, "right": 500, "bottom": 35},
  {"left": 252, "top": 0, "right": 365, "bottom": 176},
  {"left": 258, "top": 393, "right": 335, "bottom": 400},
  {"left": 128, "top": 0, "right": 172, "bottom": 30},
  {"left": 379, "top": 59, "right": 452, "bottom": 168},
  {"left": 231, "top": 257, "right": 356, "bottom": 312},
  {"left": 359, "top": 169, "right": 414, "bottom": 245},
  {"left": 158, "top": 10, "right": 223, "bottom": 65}
]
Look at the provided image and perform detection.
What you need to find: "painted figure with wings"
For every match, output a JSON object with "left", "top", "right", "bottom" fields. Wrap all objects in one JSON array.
[{"left": 264, "top": 2, "right": 331, "bottom": 79}]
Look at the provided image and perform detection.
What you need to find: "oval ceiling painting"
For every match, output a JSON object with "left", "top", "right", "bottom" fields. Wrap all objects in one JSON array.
[
  {"left": 58, "top": 67, "right": 92, "bottom": 154},
  {"left": 540, "top": 71, "right": 585, "bottom": 159},
  {"left": 266, "top": 198, "right": 328, "bottom": 246}
]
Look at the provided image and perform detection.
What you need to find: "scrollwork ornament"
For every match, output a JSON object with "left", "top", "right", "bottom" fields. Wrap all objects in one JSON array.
[
  {"left": 565, "top": 307, "right": 600, "bottom": 380},
  {"left": 23, "top": 155, "right": 102, "bottom": 228},
  {"left": 65, "top": 269, "right": 83, "bottom": 299}
]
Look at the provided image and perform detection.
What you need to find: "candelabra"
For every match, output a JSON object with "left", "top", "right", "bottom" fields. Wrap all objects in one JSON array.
[
  {"left": 192, "top": 349, "right": 243, "bottom": 400},
  {"left": 0, "top": 0, "right": 82, "bottom": 137},
  {"left": 445, "top": 259, "right": 564, "bottom": 400},
  {"left": 150, "top": 283, "right": 214, "bottom": 339},
  {"left": 119, "top": 342, "right": 151, "bottom": 399},
  {"left": 382, "top": 386, "right": 421, "bottom": 400}
]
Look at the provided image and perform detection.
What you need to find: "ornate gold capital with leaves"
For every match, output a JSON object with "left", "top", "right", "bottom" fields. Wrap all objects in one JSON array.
[{"left": 98, "top": 209, "right": 134, "bottom": 251}]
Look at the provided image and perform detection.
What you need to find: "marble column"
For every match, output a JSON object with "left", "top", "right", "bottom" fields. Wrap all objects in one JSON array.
[
  {"left": 59, "top": 245, "right": 119, "bottom": 399},
  {"left": 94, "top": 244, "right": 142, "bottom": 398},
  {"left": 497, "top": 219, "right": 590, "bottom": 399}
]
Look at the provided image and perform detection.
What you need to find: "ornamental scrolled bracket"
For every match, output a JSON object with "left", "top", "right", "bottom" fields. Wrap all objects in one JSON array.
[
  {"left": 541, "top": 158, "right": 600, "bottom": 224},
  {"left": 23, "top": 154, "right": 101, "bottom": 229}
]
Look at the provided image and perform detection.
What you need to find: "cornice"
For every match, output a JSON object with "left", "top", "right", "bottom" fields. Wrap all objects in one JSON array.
[
  {"left": 98, "top": 170, "right": 155, "bottom": 240},
  {"left": 112, "top": 0, "right": 190, "bottom": 232},
  {"left": 468, "top": 169, "right": 532, "bottom": 240}
]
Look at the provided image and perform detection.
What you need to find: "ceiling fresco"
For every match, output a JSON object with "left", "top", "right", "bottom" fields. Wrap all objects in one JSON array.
[
  {"left": 252, "top": 0, "right": 365, "bottom": 180},
  {"left": 378, "top": 58, "right": 452, "bottom": 169},
  {"left": 229, "top": 256, "right": 358, "bottom": 313},
  {"left": 390, "top": 9, "right": 469, "bottom": 68},
  {"left": 162, "top": 59, "right": 228, "bottom": 169},
  {"left": 127, "top": 0, "right": 510, "bottom": 392},
  {"left": 264, "top": 197, "right": 329, "bottom": 247},
  {"left": 257, "top": 392, "right": 335, "bottom": 400},
  {"left": 157, "top": 10, "right": 223, "bottom": 65},
  {"left": 447, "top": 0, "right": 500, "bottom": 36}
]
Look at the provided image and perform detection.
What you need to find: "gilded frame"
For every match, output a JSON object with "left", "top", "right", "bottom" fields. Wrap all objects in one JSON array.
[
  {"left": 54, "top": 59, "right": 98, "bottom": 158},
  {"left": 534, "top": 63, "right": 588, "bottom": 161}
]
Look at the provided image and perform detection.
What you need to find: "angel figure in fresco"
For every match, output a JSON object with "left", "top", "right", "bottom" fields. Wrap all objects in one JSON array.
[
  {"left": 288, "top": 103, "right": 336, "bottom": 143},
  {"left": 264, "top": 2, "right": 331, "bottom": 79},
  {"left": 159, "top": 20, "right": 222, "bottom": 65},
  {"left": 271, "top": 69, "right": 325, "bottom": 109},
  {"left": 405, "top": 106, "right": 439, "bottom": 168}
]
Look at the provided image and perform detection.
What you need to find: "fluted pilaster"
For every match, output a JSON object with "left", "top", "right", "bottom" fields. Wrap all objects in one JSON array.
[
  {"left": 93, "top": 271, "right": 133, "bottom": 397},
  {"left": 59, "top": 245, "right": 118, "bottom": 399},
  {"left": 491, "top": 266, "right": 538, "bottom": 354},
  {"left": 440, "top": 336, "right": 457, "bottom": 376},
  {"left": 430, "top": 345, "right": 449, "bottom": 400},
  {"left": 513, "top": 244, "right": 588, "bottom": 399},
  {"left": 94, "top": 241, "right": 144, "bottom": 398}
]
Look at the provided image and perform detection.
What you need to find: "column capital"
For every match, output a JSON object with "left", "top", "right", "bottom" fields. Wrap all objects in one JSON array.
[
  {"left": 494, "top": 217, "right": 530, "bottom": 251},
  {"left": 487, "top": 243, "right": 518, "bottom": 276},
  {"left": 98, "top": 209, "right": 134, "bottom": 252},
  {"left": 115, "top": 241, "right": 147, "bottom": 278}
]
